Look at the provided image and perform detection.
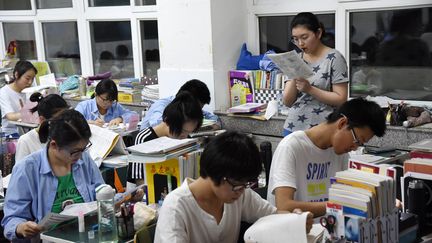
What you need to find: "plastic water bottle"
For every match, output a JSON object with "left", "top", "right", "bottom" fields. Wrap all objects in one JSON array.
[
  {"left": 96, "top": 184, "right": 118, "bottom": 242},
  {"left": 79, "top": 76, "right": 87, "bottom": 98}
]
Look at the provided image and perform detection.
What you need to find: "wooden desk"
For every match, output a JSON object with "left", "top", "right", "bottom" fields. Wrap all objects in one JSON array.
[{"left": 8, "top": 120, "right": 38, "bottom": 135}]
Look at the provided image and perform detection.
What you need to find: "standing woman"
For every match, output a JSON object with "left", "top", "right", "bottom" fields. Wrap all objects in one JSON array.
[
  {"left": 1, "top": 109, "right": 104, "bottom": 241},
  {"left": 282, "top": 12, "right": 348, "bottom": 136},
  {"left": 0, "top": 60, "right": 37, "bottom": 133},
  {"left": 130, "top": 91, "right": 203, "bottom": 185},
  {"left": 15, "top": 92, "right": 69, "bottom": 162},
  {"left": 75, "top": 78, "right": 137, "bottom": 127}
]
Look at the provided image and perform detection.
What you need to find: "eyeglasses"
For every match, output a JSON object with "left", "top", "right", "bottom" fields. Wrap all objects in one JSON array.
[
  {"left": 68, "top": 142, "right": 93, "bottom": 157},
  {"left": 291, "top": 35, "right": 312, "bottom": 45},
  {"left": 341, "top": 114, "right": 363, "bottom": 146},
  {"left": 224, "top": 177, "right": 257, "bottom": 192},
  {"left": 350, "top": 128, "right": 363, "bottom": 146},
  {"left": 98, "top": 95, "right": 115, "bottom": 104}
]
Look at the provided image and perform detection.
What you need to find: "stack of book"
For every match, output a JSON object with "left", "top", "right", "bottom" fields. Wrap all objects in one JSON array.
[
  {"left": 126, "top": 137, "right": 201, "bottom": 203},
  {"left": 324, "top": 163, "right": 397, "bottom": 243},
  {"left": 227, "top": 103, "right": 268, "bottom": 121}
]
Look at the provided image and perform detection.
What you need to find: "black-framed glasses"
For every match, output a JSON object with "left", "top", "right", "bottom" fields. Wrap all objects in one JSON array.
[
  {"left": 341, "top": 113, "right": 363, "bottom": 146},
  {"left": 224, "top": 177, "right": 257, "bottom": 192},
  {"left": 69, "top": 141, "right": 92, "bottom": 157},
  {"left": 350, "top": 128, "right": 363, "bottom": 146},
  {"left": 98, "top": 95, "right": 115, "bottom": 104}
]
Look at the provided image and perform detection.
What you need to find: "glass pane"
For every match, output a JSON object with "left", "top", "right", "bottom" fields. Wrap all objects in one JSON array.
[
  {"left": 135, "top": 0, "right": 156, "bottom": 6},
  {"left": 90, "top": 21, "right": 133, "bottom": 78},
  {"left": 3, "top": 23, "right": 37, "bottom": 60},
  {"left": 140, "top": 20, "right": 159, "bottom": 80},
  {"left": 258, "top": 14, "right": 335, "bottom": 54},
  {"left": 0, "top": 0, "right": 31, "bottom": 10},
  {"left": 37, "top": 0, "right": 72, "bottom": 9},
  {"left": 88, "top": 0, "right": 129, "bottom": 7},
  {"left": 350, "top": 7, "right": 432, "bottom": 101},
  {"left": 42, "top": 22, "right": 81, "bottom": 78}
]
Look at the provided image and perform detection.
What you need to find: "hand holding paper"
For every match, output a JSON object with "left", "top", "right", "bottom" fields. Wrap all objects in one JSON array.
[{"left": 267, "top": 51, "right": 313, "bottom": 79}]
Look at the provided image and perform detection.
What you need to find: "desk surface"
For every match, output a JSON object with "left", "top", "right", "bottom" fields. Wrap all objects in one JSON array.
[
  {"left": 8, "top": 120, "right": 38, "bottom": 128},
  {"left": 41, "top": 215, "right": 133, "bottom": 243}
]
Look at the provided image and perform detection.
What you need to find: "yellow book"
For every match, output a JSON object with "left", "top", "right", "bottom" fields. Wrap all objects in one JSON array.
[{"left": 145, "top": 158, "right": 182, "bottom": 204}]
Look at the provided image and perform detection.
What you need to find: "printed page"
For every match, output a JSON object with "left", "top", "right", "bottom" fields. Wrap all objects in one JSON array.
[
  {"left": 38, "top": 213, "right": 75, "bottom": 230},
  {"left": 88, "top": 124, "right": 120, "bottom": 166},
  {"left": 267, "top": 51, "right": 313, "bottom": 79},
  {"left": 60, "top": 201, "right": 97, "bottom": 216}
]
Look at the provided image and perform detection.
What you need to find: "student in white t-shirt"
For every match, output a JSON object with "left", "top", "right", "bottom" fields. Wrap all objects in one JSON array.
[
  {"left": 267, "top": 98, "right": 387, "bottom": 217},
  {"left": 15, "top": 92, "right": 69, "bottom": 162},
  {"left": 154, "top": 131, "right": 313, "bottom": 243},
  {"left": 0, "top": 61, "right": 37, "bottom": 133}
]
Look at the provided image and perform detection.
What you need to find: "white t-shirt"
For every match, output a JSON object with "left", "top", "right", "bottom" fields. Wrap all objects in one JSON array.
[
  {"left": 267, "top": 131, "right": 348, "bottom": 205},
  {"left": 154, "top": 178, "right": 276, "bottom": 243},
  {"left": 15, "top": 128, "right": 44, "bottom": 162},
  {"left": 0, "top": 85, "right": 25, "bottom": 133}
]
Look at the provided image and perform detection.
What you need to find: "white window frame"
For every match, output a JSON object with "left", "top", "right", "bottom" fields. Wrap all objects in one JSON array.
[
  {"left": 0, "top": 0, "right": 158, "bottom": 78},
  {"left": 247, "top": 0, "right": 432, "bottom": 105}
]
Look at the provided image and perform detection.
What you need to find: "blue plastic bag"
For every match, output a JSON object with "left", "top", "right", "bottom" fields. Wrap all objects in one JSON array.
[{"left": 236, "top": 43, "right": 264, "bottom": 70}]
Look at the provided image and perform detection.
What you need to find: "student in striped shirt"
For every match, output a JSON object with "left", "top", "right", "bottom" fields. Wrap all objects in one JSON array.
[{"left": 129, "top": 91, "right": 203, "bottom": 185}]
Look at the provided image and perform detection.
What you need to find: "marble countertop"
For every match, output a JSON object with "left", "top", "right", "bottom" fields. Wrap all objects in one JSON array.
[{"left": 215, "top": 110, "right": 432, "bottom": 149}]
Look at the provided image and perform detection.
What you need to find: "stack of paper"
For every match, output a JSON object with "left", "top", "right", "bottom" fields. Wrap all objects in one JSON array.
[
  {"left": 127, "top": 136, "right": 198, "bottom": 163},
  {"left": 227, "top": 102, "right": 267, "bottom": 113}
]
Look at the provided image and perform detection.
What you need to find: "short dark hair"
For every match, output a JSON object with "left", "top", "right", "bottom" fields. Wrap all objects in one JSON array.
[
  {"left": 39, "top": 109, "right": 91, "bottom": 147},
  {"left": 291, "top": 12, "right": 325, "bottom": 37},
  {"left": 200, "top": 131, "right": 262, "bottom": 185},
  {"left": 93, "top": 79, "right": 118, "bottom": 101},
  {"left": 326, "top": 97, "right": 386, "bottom": 137},
  {"left": 13, "top": 60, "right": 37, "bottom": 81},
  {"left": 163, "top": 91, "right": 203, "bottom": 137},
  {"left": 29, "top": 92, "right": 69, "bottom": 119},
  {"left": 177, "top": 79, "right": 211, "bottom": 105}
]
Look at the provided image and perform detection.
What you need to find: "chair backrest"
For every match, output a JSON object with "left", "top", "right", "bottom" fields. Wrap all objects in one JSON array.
[
  {"left": 259, "top": 141, "right": 272, "bottom": 186},
  {"left": 134, "top": 221, "right": 157, "bottom": 243}
]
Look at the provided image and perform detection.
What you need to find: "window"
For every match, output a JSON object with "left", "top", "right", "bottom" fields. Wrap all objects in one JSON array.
[
  {"left": 37, "top": 0, "right": 72, "bottom": 9},
  {"left": 140, "top": 20, "right": 159, "bottom": 77},
  {"left": 42, "top": 22, "right": 81, "bottom": 77},
  {"left": 90, "top": 21, "right": 133, "bottom": 78},
  {"left": 88, "top": 0, "right": 129, "bottom": 7},
  {"left": 135, "top": 0, "right": 156, "bottom": 6},
  {"left": 0, "top": 0, "right": 31, "bottom": 10},
  {"left": 350, "top": 7, "right": 432, "bottom": 101},
  {"left": 3, "top": 23, "right": 37, "bottom": 60},
  {"left": 258, "top": 14, "right": 335, "bottom": 54}
]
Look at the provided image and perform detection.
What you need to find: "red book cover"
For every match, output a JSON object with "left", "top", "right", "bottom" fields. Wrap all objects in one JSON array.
[{"left": 409, "top": 150, "right": 432, "bottom": 159}]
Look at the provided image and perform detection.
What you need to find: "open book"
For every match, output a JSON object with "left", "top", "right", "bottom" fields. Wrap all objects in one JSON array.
[
  {"left": 88, "top": 124, "right": 128, "bottom": 167},
  {"left": 244, "top": 213, "right": 323, "bottom": 243},
  {"left": 267, "top": 51, "right": 313, "bottom": 79}
]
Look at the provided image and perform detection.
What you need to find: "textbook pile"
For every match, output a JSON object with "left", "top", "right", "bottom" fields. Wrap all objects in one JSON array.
[
  {"left": 126, "top": 137, "right": 201, "bottom": 203},
  {"left": 323, "top": 161, "right": 398, "bottom": 243}
]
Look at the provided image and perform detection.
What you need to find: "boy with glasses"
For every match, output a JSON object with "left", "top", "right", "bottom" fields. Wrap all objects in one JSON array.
[
  {"left": 267, "top": 98, "right": 386, "bottom": 217},
  {"left": 154, "top": 131, "right": 313, "bottom": 243}
]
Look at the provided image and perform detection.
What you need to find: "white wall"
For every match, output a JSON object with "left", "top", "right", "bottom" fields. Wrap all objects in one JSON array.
[{"left": 157, "top": 0, "right": 248, "bottom": 111}]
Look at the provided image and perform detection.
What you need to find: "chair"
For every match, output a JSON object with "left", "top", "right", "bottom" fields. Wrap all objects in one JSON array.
[{"left": 134, "top": 221, "right": 157, "bottom": 243}]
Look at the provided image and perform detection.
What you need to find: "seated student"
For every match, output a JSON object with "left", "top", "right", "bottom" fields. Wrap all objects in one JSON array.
[
  {"left": 267, "top": 98, "right": 386, "bottom": 217},
  {"left": 140, "top": 79, "right": 219, "bottom": 129},
  {"left": 1, "top": 109, "right": 104, "bottom": 241},
  {"left": 0, "top": 60, "right": 37, "bottom": 134},
  {"left": 154, "top": 131, "right": 313, "bottom": 243},
  {"left": 15, "top": 92, "right": 69, "bottom": 162},
  {"left": 130, "top": 91, "right": 203, "bottom": 185},
  {"left": 75, "top": 78, "right": 137, "bottom": 127}
]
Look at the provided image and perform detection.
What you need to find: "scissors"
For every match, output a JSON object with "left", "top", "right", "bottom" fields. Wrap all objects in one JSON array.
[{"left": 320, "top": 215, "right": 336, "bottom": 235}]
